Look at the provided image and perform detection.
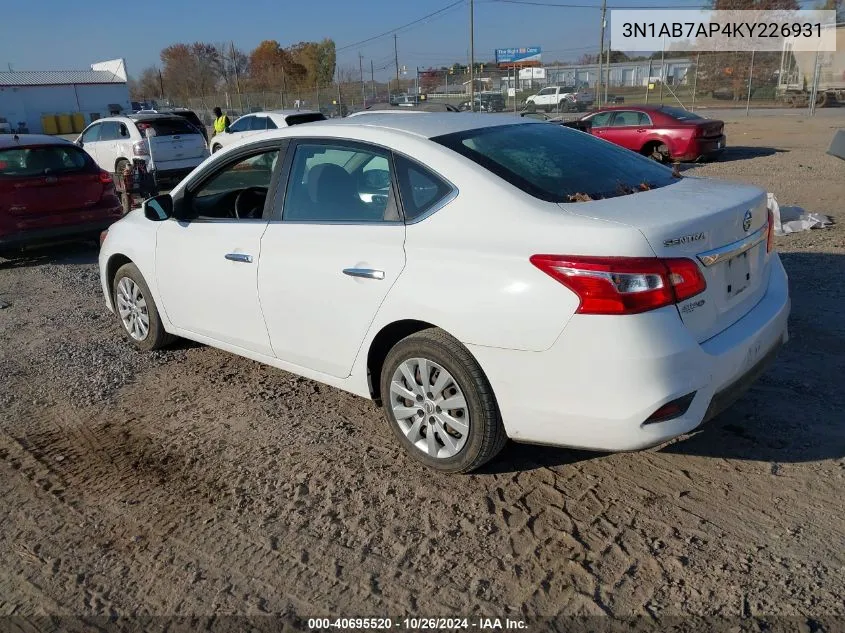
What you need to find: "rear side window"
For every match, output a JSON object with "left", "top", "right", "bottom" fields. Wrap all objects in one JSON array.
[
  {"left": 0, "top": 145, "right": 92, "bottom": 177},
  {"left": 284, "top": 113, "right": 327, "bottom": 126},
  {"left": 433, "top": 123, "right": 677, "bottom": 203},
  {"left": 136, "top": 117, "right": 197, "bottom": 136},
  {"left": 394, "top": 155, "right": 453, "bottom": 221}
]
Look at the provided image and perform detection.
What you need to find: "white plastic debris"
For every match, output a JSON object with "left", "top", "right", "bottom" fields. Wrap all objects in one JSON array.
[{"left": 767, "top": 193, "right": 833, "bottom": 236}]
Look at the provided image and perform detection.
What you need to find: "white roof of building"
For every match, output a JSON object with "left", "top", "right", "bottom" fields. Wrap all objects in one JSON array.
[{"left": 0, "top": 70, "right": 125, "bottom": 87}]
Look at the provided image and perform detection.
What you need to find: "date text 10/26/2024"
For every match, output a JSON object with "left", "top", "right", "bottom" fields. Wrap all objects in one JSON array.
[{"left": 307, "top": 618, "right": 528, "bottom": 630}]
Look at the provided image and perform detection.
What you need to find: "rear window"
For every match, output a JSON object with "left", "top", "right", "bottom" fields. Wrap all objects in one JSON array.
[
  {"left": 135, "top": 117, "right": 199, "bottom": 137},
  {"left": 659, "top": 107, "right": 704, "bottom": 121},
  {"left": 284, "top": 113, "right": 327, "bottom": 126},
  {"left": 0, "top": 145, "right": 92, "bottom": 177},
  {"left": 432, "top": 123, "right": 678, "bottom": 203}
]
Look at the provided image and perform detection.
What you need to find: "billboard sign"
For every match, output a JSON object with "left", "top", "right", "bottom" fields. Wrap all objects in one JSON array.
[{"left": 495, "top": 46, "right": 542, "bottom": 67}]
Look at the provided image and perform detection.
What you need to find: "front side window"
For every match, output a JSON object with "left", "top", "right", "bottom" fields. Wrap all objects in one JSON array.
[
  {"left": 394, "top": 155, "right": 453, "bottom": 221},
  {"left": 228, "top": 116, "right": 252, "bottom": 133},
  {"left": 81, "top": 124, "right": 101, "bottom": 143},
  {"left": 587, "top": 111, "right": 613, "bottom": 128},
  {"left": 610, "top": 111, "right": 643, "bottom": 127},
  {"left": 282, "top": 143, "right": 396, "bottom": 222},
  {"left": 538, "top": 88, "right": 555, "bottom": 96},
  {"left": 433, "top": 123, "right": 678, "bottom": 202},
  {"left": 188, "top": 149, "right": 280, "bottom": 220}
]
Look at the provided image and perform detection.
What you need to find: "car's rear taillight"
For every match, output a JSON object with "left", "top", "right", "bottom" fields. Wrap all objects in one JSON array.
[
  {"left": 766, "top": 208, "right": 775, "bottom": 253},
  {"left": 529, "top": 255, "right": 707, "bottom": 315},
  {"left": 99, "top": 170, "right": 113, "bottom": 184},
  {"left": 132, "top": 140, "right": 150, "bottom": 156}
]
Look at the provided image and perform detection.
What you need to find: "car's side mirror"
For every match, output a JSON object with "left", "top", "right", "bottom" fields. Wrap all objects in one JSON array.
[
  {"left": 76, "top": 140, "right": 84, "bottom": 147},
  {"left": 143, "top": 194, "right": 173, "bottom": 221}
]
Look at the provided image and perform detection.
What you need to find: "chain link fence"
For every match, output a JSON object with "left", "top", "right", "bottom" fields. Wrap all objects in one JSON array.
[{"left": 140, "top": 27, "right": 843, "bottom": 121}]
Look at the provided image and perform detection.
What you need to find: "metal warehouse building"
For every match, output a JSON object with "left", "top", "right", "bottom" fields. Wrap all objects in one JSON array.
[{"left": 0, "top": 59, "right": 130, "bottom": 134}]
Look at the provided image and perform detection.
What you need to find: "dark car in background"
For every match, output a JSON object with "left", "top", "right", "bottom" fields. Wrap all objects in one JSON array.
[
  {"left": 460, "top": 92, "right": 506, "bottom": 112},
  {"left": 581, "top": 105, "right": 726, "bottom": 162},
  {"left": 0, "top": 135, "right": 122, "bottom": 256}
]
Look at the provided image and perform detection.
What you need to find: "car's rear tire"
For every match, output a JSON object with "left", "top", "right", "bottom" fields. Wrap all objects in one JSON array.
[
  {"left": 380, "top": 328, "right": 507, "bottom": 473},
  {"left": 644, "top": 142, "right": 670, "bottom": 163},
  {"left": 112, "top": 262, "right": 174, "bottom": 351}
]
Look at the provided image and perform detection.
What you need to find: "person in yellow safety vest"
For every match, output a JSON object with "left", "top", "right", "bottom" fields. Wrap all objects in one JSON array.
[{"left": 212, "top": 107, "right": 230, "bottom": 137}]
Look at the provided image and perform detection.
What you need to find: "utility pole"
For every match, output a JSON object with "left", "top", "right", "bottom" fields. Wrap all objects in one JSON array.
[
  {"left": 231, "top": 41, "right": 243, "bottom": 113},
  {"left": 394, "top": 34, "right": 400, "bottom": 92},
  {"left": 370, "top": 59, "right": 375, "bottom": 99},
  {"left": 359, "top": 52, "right": 366, "bottom": 105},
  {"left": 469, "top": 0, "right": 475, "bottom": 112},
  {"left": 604, "top": 45, "right": 610, "bottom": 103},
  {"left": 659, "top": 36, "right": 666, "bottom": 105},
  {"left": 158, "top": 68, "right": 164, "bottom": 100},
  {"left": 596, "top": 0, "right": 607, "bottom": 107}
]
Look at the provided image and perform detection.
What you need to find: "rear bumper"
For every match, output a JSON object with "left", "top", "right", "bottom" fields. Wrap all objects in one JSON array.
[
  {"left": 467, "top": 255, "right": 790, "bottom": 452},
  {"left": 0, "top": 216, "right": 121, "bottom": 250},
  {"left": 677, "top": 135, "right": 727, "bottom": 161}
]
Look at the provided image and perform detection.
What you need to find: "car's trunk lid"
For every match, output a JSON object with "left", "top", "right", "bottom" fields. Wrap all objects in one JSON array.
[{"left": 561, "top": 177, "right": 771, "bottom": 342}]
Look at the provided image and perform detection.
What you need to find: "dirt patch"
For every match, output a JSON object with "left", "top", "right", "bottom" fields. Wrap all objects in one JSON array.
[{"left": 0, "top": 113, "right": 844, "bottom": 622}]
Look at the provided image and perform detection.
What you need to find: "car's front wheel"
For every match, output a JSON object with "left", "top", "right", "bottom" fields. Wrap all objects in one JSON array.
[
  {"left": 380, "top": 328, "right": 507, "bottom": 473},
  {"left": 112, "top": 262, "right": 173, "bottom": 351}
]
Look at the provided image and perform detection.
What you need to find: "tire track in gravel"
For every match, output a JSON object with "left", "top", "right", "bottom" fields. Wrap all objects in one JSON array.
[{"left": 2, "top": 394, "right": 514, "bottom": 616}]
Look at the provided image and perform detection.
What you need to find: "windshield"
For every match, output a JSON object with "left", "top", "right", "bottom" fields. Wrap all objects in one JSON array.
[
  {"left": 659, "top": 106, "right": 704, "bottom": 121},
  {"left": 432, "top": 123, "right": 678, "bottom": 203}
]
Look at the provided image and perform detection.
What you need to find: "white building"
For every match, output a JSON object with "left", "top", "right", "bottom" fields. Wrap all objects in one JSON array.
[{"left": 0, "top": 59, "right": 130, "bottom": 134}]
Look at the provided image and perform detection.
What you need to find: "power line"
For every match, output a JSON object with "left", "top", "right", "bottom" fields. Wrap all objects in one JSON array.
[
  {"left": 484, "top": 0, "right": 709, "bottom": 8},
  {"left": 337, "top": 0, "right": 466, "bottom": 52}
]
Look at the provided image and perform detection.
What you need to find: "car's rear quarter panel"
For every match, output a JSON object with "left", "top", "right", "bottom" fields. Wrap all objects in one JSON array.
[{"left": 357, "top": 134, "right": 657, "bottom": 353}]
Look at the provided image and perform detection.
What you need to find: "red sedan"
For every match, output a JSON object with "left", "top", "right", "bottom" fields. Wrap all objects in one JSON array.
[
  {"left": 0, "top": 134, "right": 123, "bottom": 256},
  {"left": 581, "top": 105, "right": 726, "bottom": 162}
]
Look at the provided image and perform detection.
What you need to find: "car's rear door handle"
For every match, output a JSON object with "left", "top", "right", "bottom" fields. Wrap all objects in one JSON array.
[
  {"left": 343, "top": 268, "right": 385, "bottom": 280},
  {"left": 225, "top": 253, "right": 253, "bottom": 263},
  {"left": 636, "top": 128, "right": 647, "bottom": 132}
]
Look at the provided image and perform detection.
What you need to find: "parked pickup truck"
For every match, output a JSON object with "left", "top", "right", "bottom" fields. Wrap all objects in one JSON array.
[{"left": 524, "top": 86, "right": 594, "bottom": 113}]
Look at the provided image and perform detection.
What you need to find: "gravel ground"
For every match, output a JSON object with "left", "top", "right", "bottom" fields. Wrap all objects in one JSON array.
[{"left": 1, "top": 113, "right": 844, "bottom": 629}]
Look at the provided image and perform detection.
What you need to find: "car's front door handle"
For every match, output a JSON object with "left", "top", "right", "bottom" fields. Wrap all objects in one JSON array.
[
  {"left": 225, "top": 253, "right": 253, "bottom": 263},
  {"left": 343, "top": 268, "right": 385, "bottom": 280},
  {"left": 636, "top": 128, "right": 647, "bottom": 132}
]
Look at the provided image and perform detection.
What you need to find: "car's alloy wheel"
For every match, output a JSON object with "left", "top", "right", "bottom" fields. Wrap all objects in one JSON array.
[
  {"left": 116, "top": 277, "right": 149, "bottom": 341},
  {"left": 112, "top": 262, "right": 174, "bottom": 351},
  {"left": 390, "top": 357, "right": 470, "bottom": 459},
  {"left": 380, "top": 328, "right": 507, "bottom": 473}
]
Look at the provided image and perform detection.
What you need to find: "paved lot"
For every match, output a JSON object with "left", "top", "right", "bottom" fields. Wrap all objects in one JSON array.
[{"left": 1, "top": 112, "right": 844, "bottom": 624}]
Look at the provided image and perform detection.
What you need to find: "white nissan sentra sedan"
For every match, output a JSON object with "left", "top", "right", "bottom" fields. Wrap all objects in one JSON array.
[{"left": 98, "top": 114, "right": 790, "bottom": 473}]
